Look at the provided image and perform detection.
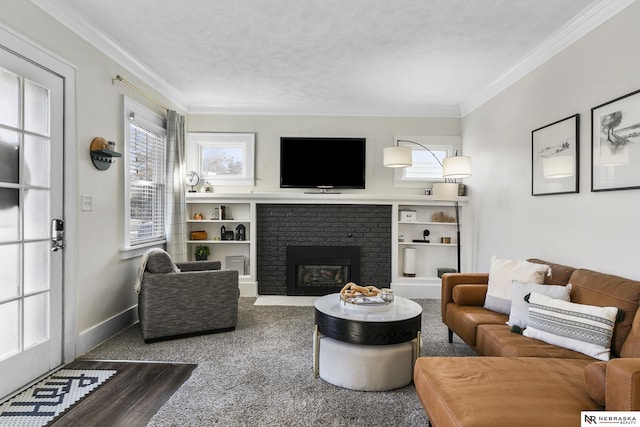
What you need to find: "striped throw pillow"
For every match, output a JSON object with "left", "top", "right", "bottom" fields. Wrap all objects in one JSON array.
[{"left": 523, "top": 292, "right": 618, "bottom": 361}]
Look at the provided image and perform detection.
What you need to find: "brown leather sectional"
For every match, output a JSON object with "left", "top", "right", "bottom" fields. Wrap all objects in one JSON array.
[{"left": 414, "top": 259, "right": 640, "bottom": 427}]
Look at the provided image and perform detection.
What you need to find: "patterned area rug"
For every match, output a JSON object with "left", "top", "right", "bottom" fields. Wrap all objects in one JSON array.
[{"left": 0, "top": 369, "right": 116, "bottom": 426}]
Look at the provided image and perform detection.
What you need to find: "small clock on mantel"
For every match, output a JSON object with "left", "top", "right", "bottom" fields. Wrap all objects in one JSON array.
[{"left": 186, "top": 171, "right": 200, "bottom": 192}]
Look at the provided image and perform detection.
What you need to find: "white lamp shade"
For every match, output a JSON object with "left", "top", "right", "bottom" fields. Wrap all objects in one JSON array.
[
  {"left": 443, "top": 156, "right": 471, "bottom": 178},
  {"left": 383, "top": 146, "right": 413, "bottom": 168},
  {"left": 432, "top": 182, "right": 459, "bottom": 201},
  {"left": 543, "top": 155, "right": 574, "bottom": 178}
]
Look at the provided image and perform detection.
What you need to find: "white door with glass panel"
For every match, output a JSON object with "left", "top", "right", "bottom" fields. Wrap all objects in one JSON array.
[{"left": 0, "top": 45, "right": 64, "bottom": 399}]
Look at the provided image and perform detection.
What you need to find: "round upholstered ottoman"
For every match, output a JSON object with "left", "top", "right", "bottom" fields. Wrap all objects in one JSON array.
[{"left": 318, "top": 336, "right": 414, "bottom": 391}]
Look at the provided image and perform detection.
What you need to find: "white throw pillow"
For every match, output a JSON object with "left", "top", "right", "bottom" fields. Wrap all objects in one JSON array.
[
  {"left": 523, "top": 292, "right": 618, "bottom": 361},
  {"left": 507, "top": 281, "right": 571, "bottom": 328},
  {"left": 483, "top": 256, "right": 550, "bottom": 315}
]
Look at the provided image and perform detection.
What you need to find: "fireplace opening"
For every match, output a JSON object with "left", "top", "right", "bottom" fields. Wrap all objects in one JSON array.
[{"left": 286, "top": 246, "right": 360, "bottom": 296}]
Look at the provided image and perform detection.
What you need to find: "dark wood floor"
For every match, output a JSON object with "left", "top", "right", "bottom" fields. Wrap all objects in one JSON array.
[{"left": 50, "top": 360, "right": 196, "bottom": 427}]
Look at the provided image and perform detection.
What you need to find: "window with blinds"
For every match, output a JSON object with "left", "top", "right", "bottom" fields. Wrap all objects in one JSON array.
[
  {"left": 393, "top": 137, "right": 460, "bottom": 188},
  {"left": 401, "top": 145, "right": 449, "bottom": 181},
  {"left": 123, "top": 98, "right": 167, "bottom": 248}
]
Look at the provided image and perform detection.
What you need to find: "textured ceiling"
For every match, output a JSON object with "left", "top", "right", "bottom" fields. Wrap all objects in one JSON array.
[{"left": 45, "top": 0, "right": 605, "bottom": 116}]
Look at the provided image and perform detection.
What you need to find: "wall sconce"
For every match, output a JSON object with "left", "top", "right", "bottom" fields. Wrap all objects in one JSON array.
[{"left": 90, "top": 137, "right": 122, "bottom": 171}]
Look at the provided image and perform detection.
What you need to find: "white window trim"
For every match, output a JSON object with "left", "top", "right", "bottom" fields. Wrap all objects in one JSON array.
[
  {"left": 393, "top": 136, "right": 461, "bottom": 188},
  {"left": 186, "top": 132, "right": 255, "bottom": 187},
  {"left": 121, "top": 96, "right": 167, "bottom": 254}
]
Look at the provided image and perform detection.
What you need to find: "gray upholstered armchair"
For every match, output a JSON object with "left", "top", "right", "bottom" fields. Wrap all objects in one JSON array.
[{"left": 137, "top": 250, "right": 239, "bottom": 342}]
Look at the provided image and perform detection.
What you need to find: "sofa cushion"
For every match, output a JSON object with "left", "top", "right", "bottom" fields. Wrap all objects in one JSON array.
[
  {"left": 621, "top": 307, "right": 640, "bottom": 358},
  {"left": 445, "top": 304, "right": 507, "bottom": 347},
  {"left": 584, "top": 361, "right": 607, "bottom": 406},
  {"left": 484, "top": 256, "right": 550, "bottom": 315},
  {"left": 569, "top": 269, "right": 640, "bottom": 356},
  {"left": 451, "top": 284, "right": 487, "bottom": 306},
  {"left": 414, "top": 357, "right": 600, "bottom": 427},
  {"left": 477, "top": 324, "right": 595, "bottom": 359},
  {"left": 523, "top": 292, "right": 618, "bottom": 361},
  {"left": 507, "top": 281, "right": 571, "bottom": 328},
  {"left": 528, "top": 258, "right": 577, "bottom": 285}
]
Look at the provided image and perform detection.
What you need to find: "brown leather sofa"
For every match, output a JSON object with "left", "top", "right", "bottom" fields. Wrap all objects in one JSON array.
[{"left": 414, "top": 259, "right": 640, "bottom": 427}]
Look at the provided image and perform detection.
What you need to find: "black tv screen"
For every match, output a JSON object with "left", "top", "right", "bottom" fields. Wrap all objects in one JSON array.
[{"left": 280, "top": 137, "right": 366, "bottom": 189}]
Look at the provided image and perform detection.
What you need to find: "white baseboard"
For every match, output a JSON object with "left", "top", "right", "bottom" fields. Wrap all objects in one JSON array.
[
  {"left": 76, "top": 306, "right": 138, "bottom": 356},
  {"left": 239, "top": 281, "right": 257, "bottom": 297},
  {"left": 391, "top": 282, "right": 441, "bottom": 299}
]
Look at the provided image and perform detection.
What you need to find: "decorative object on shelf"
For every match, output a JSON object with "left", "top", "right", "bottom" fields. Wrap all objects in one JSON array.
[
  {"left": 89, "top": 137, "right": 122, "bottom": 171},
  {"left": 200, "top": 180, "right": 213, "bottom": 192},
  {"left": 190, "top": 230, "right": 207, "bottom": 240},
  {"left": 185, "top": 171, "right": 200, "bottom": 192},
  {"left": 412, "top": 229, "right": 430, "bottom": 243},
  {"left": 532, "top": 114, "right": 579, "bottom": 196},
  {"left": 235, "top": 224, "right": 246, "bottom": 241},
  {"left": 432, "top": 211, "right": 455, "bottom": 223},
  {"left": 591, "top": 88, "right": 640, "bottom": 192},
  {"left": 194, "top": 245, "right": 210, "bottom": 261},
  {"left": 399, "top": 209, "right": 417, "bottom": 222},
  {"left": 220, "top": 205, "right": 226, "bottom": 220},
  {"left": 193, "top": 213, "right": 203, "bottom": 220},
  {"left": 384, "top": 139, "right": 471, "bottom": 273},
  {"left": 211, "top": 208, "right": 219, "bottom": 220},
  {"left": 441, "top": 237, "right": 451, "bottom": 244},
  {"left": 437, "top": 268, "right": 457, "bottom": 278},
  {"left": 226, "top": 255, "right": 245, "bottom": 275},
  {"left": 403, "top": 247, "right": 417, "bottom": 277}
]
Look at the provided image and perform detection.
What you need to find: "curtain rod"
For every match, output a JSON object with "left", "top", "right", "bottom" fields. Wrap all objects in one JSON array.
[{"left": 112, "top": 74, "right": 169, "bottom": 111}]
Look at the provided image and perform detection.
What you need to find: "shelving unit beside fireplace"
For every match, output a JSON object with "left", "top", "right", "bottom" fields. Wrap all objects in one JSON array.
[
  {"left": 391, "top": 200, "right": 467, "bottom": 298},
  {"left": 186, "top": 194, "right": 255, "bottom": 296}
]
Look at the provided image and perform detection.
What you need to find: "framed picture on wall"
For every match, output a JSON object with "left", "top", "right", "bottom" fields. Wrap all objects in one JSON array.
[
  {"left": 531, "top": 114, "right": 579, "bottom": 196},
  {"left": 591, "top": 88, "right": 640, "bottom": 192}
]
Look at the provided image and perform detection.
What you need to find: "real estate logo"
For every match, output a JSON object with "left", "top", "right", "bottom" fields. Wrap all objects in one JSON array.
[{"left": 582, "top": 412, "right": 639, "bottom": 426}]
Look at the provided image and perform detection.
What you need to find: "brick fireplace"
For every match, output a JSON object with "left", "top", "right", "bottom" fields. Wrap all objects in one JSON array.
[{"left": 256, "top": 204, "right": 391, "bottom": 295}]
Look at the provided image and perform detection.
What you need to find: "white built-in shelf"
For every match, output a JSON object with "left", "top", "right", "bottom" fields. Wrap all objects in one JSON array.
[
  {"left": 398, "top": 242, "right": 456, "bottom": 247},
  {"left": 187, "top": 240, "right": 250, "bottom": 244},
  {"left": 187, "top": 219, "right": 247, "bottom": 223},
  {"left": 399, "top": 221, "right": 457, "bottom": 226}
]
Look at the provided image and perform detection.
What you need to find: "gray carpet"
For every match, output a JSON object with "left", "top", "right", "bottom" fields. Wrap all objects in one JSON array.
[{"left": 81, "top": 298, "right": 475, "bottom": 426}]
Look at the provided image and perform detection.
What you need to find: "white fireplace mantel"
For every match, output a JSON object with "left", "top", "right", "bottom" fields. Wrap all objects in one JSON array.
[{"left": 186, "top": 191, "right": 468, "bottom": 206}]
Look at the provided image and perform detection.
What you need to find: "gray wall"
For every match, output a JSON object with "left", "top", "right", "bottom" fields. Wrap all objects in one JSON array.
[{"left": 462, "top": 1, "right": 640, "bottom": 280}]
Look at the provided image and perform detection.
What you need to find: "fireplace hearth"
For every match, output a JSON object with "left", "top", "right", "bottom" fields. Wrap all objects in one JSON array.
[{"left": 286, "top": 246, "right": 360, "bottom": 296}]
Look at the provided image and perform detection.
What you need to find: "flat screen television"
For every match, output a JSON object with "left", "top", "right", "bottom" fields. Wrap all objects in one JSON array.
[{"left": 280, "top": 137, "right": 366, "bottom": 190}]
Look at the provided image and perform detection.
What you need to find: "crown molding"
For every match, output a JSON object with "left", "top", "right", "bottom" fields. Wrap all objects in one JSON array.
[
  {"left": 460, "top": 0, "right": 636, "bottom": 117},
  {"left": 187, "top": 103, "right": 461, "bottom": 118},
  {"left": 30, "top": 0, "right": 187, "bottom": 112}
]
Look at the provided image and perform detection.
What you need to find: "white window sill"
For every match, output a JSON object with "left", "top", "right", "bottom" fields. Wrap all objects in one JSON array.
[{"left": 120, "top": 240, "right": 166, "bottom": 259}]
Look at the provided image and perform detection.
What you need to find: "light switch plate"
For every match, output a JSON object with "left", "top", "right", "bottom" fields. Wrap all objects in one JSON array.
[{"left": 81, "top": 194, "right": 93, "bottom": 212}]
